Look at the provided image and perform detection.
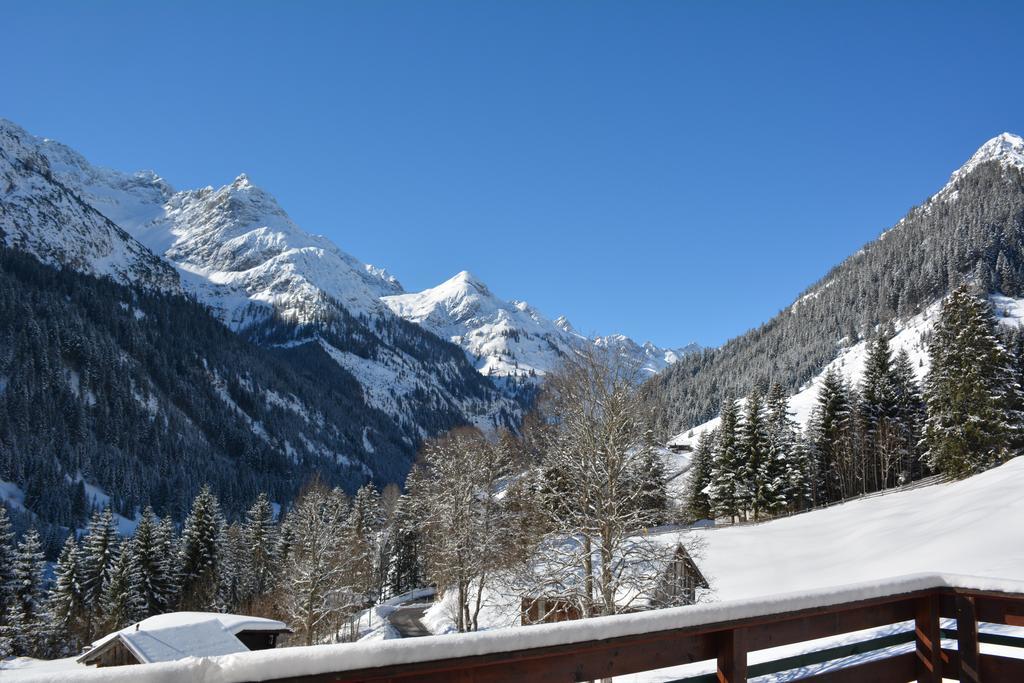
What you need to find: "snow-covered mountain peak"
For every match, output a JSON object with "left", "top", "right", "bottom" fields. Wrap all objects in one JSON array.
[
  {"left": 0, "top": 120, "right": 180, "bottom": 291},
  {"left": 949, "top": 132, "right": 1024, "bottom": 187},
  {"left": 553, "top": 315, "right": 577, "bottom": 334},
  {"left": 232, "top": 172, "right": 254, "bottom": 189},
  {"left": 384, "top": 272, "right": 697, "bottom": 378}
]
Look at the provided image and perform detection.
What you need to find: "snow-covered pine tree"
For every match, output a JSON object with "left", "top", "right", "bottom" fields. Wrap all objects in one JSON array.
[
  {"left": 740, "top": 386, "right": 771, "bottom": 520},
  {"left": 177, "top": 485, "right": 225, "bottom": 611},
  {"left": 46, "top": 535, "right": 87, "bottom": 656},
  {"left": 0, "top": 506, "right": 14, "bottom": 630},
  {"left": 764, "top": 383, "right": 800, "bottom": 515},
  {"left": 383, "top": 494, "right": 423, "bottom": 600},
  {"left": 240, "top": 493, "right": 278, "bottom": 609},
  {"left": 79, "top": 507, "right": 118, "bottom": 641},
  {"left": 924, "top": 285, "right": 1023, "bottom": 476},
  {"left": 891, "top": 348, "right": 926, "bottom": 484},
  {"left": 860, "top": 332, "right": 899, "bottom": 491},
  {"left": 345, "top": 484, "right": 382, "bottom": 608},
  {"left": 155, "top": 516, "right": 180, "bottom": 607},
  {"left": 217, "top": 522, "right": 246, "bottom": 613},
  {"left": 1001, "top": 325, "right": 1024, "bottom": 453},
  {"left": 808, "top": 367, "right": 853, "bottom": 504},
  {"left": 632, "top": 430, "right": 669, "bottom": 527},
  {"left": 99, "top": 539, "right": 137, "bottom": 633},
  {"left": 684, "top": 429, "right": 716, "bottom": 521},
  {"left": 130, "top": 507, "right": 176, "bottom": 619},
  {"left": 4, "top": 529, "right": 47, "bottom": 657},
  {"left": 710, "top": 397, "right": 742, "bottom": 521}
]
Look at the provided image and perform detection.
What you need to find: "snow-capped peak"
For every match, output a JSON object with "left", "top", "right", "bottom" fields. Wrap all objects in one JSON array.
[
  {"left": 384, "top": 272, "right": 697, "bottom": 378},
  {"left": 948, "top": 132, "right": 1024, "bottom": 188},
  {"left": 0, "top": 119, "right": 180, "bottom": 291}
]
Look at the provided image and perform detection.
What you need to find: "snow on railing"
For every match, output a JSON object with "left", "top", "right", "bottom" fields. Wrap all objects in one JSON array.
[{"left": 23, "top": 573, "right": 1024, "bottom": 682}]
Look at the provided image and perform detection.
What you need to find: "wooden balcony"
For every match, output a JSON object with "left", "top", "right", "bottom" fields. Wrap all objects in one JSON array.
[{"left": 104, "top": 575, "right": 1024, "bottom": 682}]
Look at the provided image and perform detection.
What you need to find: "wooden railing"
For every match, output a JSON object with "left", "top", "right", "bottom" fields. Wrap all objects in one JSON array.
[
  {"left": 253, "top": 578, "right": 1024, "bottom": 683},
  {"left": 83, "top": 575, "right": 1024, "bottom": 683}
]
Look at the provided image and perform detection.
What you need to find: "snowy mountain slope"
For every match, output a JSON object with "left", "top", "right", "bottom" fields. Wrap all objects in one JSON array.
[
  {"left": 1, "top": 119, "right": 513, "bottom": 437},
  {"left": 651, "top": 131, "right": 1024, "bottom": 434},
  {"left": 384, "top": 271, "right": 698, "bottom": 378},
  {"left": 670, "top": 293, "right": 1024, "bottom": 449},
  {"left": 0, "top": 119, "right": 179, "bottom": 292},
  {"left": 37, "top": 136, "right": 402, "bottom": 328}
]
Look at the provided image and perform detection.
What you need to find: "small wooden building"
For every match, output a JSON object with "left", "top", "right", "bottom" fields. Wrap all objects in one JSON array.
[
  {"left": 650, "top": 542, "right": 710, "bottom": 607},
  {"left": 78, "top": 612, "right": 291, "bottom": 668}
]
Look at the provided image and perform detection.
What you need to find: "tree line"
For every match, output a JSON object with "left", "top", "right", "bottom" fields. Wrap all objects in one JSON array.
[{"left": 685, "top": 284, "right": 1024, "bottom": 522}]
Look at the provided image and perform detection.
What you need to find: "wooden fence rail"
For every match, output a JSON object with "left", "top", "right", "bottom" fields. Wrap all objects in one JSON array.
[{"left": 257, "top": 583, "right": 1024, "bottom": 683}]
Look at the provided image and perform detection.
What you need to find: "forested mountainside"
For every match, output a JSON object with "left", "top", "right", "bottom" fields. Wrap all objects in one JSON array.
[
  {"left": 0, "top": 117, "right": 519, "bottom": 445},
  {"left": 648, "top": 137, "right": 1024, "bottom": 435},
  {"left": 0, "top": 245, "right": 424, "bottom": 552}
]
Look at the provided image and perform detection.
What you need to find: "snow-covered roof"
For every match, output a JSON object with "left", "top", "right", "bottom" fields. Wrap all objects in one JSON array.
[{"left": 78, "top": 612, "right": 289, "bottom": 665}]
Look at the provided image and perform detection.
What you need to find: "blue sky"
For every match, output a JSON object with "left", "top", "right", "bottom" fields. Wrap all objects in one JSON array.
[{"left": 4, "top": 1, "right": 1024, "bottom": 347}]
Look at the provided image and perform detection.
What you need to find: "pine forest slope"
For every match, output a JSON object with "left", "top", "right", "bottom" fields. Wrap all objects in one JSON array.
[
  {"left": 0, "top": 245, "right": 417, "bottom": 550},
  {"left": 648, "top": 134, "right": 1024, "bottom": 435}
]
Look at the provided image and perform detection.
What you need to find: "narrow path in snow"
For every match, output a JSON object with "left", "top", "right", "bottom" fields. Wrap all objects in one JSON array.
[{"left": 388, "top": 603, "right": 432, "bottom": 638}]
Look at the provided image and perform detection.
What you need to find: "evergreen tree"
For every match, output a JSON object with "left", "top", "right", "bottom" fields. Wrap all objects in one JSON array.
[
  {"left": 684, "top": 430, "right": 715, "bottom": 521},
  {"left": 217, "top": 523, "right": 246, "bottom": 613},
  {"left": 384, "top": 495, "right": 424, "bottom": 600},
  {"left": 130, "top": 507, "right": 176, "bottom": 619},
  {"left": 345, "top": 484, "right": 382, "bottom": 607},
  {"left": 764, "top": 383, "right": 801, "bottom": 514},
  {"left": 891, "top": 348, "right": 926, "bottom": 483},
  {"left": 633, "top": 430, "right": 669, "bottom": 527},
  {"left": 740, "top": 386, "right": 770, "bottom": 519},
  {"left": 4, "top": 529, "right": 47, "bottom": 657},
  {"left": 0, "top": 506, "right": 14, "bottom": 628},
  {"left": 240, "top": 493, "right": 278, "bottom": 608},
  {"left": 924, "top": 285, "right": 1022, "bottom": 476},
  {"left": 860, "top": 332, "right": 899, "bottom": 491},
  {"left": 710, "top": 397, "right": 743, "bottom": 521},
  {"left": 809, "top": 368, "right": 853, "bottom": 504},
  {"left": 177, "top": 485, "right": 225, "bottom": 611},
  {"left": 79, "top": 507, "right": 118, "bottom": 641},
  {"left": 99, "top": 540, "right": 137, "bottom": 633},
  {"left": 46, "top": 535, "right": 87, "bottom": 656}
]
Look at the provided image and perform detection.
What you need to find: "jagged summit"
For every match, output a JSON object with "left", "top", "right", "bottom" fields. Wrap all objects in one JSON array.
[
  {"left": 384, "top": 272, "right": 697, "bottom": 378},
  {"left": 947, "top": 131, "right": 1024, "bottom": 190},
  {"left": 0, "top": 119, "right": 179, "bottom": 292}
]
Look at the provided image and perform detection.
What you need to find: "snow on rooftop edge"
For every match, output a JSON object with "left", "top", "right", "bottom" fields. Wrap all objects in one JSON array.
[{"left": 19, "top": 573, "right": 1024, "bottom": 683}]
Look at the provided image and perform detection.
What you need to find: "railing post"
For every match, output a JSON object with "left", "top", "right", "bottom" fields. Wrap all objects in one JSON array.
[
  {"left": 956, "top": 594, "right": 980, "bottom": 683},
  {"left": 716, "top": 627, "right": 747, "bottom": 683},
  {"left": 915, "top": 594, "right": 943, "bottom": 683}
]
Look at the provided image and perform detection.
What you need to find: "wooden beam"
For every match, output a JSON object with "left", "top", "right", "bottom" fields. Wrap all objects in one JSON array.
[
  {"left": 716, "top": 628, "right": 746, "bottom": 683},
  {"left": 915, "top": 595, "right": 942, "bottom": 683},
  {"left": 744, "top": 596, "right": 916, "bottom": 651},
  {"left": 956, "top": 594, "right": 981, "bottom": 683},
  {"left": 980, "top": 652, "right": 1024, "bottom": 679},
  {"left": 795, "top": 651, "right": 917, "bottom": 683}
]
